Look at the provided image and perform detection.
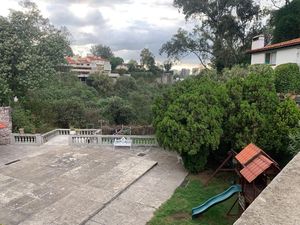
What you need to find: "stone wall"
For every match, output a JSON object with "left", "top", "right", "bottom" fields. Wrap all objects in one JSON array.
[{"left": 0, "top": 107, "right": 12, "bottom": 145}]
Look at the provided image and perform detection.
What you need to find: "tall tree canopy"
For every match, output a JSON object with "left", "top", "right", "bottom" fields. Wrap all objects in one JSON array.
[
  {"left": 90, "top": 44, "right": 114, "bottom": 59},
  {"left": 140, "top": 48, "right": 155, "bottom": 69},
  {"left": 0, "top": 0, "right": 71, "bottom": 98},
  {"left": 272, "top": 0, "right": 300, "bottom": 43},
  {"left": 161, "top": 0, "right": 264, "bottom": 71}
]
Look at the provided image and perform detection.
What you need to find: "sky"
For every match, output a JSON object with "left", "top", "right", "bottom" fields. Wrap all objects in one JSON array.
[{"left": 0, "top": 0, "right": 200, "bottom": 70}]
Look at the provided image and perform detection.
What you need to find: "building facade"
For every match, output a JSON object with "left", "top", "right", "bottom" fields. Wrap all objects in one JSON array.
[
  {"left": 248, "top": 35, "right": 300, "bottom": 67},
  {"left": 66, "top": 55, "right": 112, "bottom": 82}
]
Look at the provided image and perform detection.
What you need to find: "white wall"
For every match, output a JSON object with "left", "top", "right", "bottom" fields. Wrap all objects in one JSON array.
[
  {"left": 251, "top": 53, "right": 265, "bottom": 65},
  {"left": 251, "top": 46, "right": 300, "bottom": 66}
]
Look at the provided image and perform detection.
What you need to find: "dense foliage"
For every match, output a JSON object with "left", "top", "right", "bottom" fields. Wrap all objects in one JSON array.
[
  {"left": 153, "top": 64, "right": 300, "bottom": 172},
  {"left": 274, "top": 63, "right": 300, "bottom": 93},
  {"left": 272, "top": 0, "right": 300, "bottom": 43},
  {"left": 0, "top": 1, "right": 72, "bottom": 98},
  {"left": 0, "top": 2, "right": 164, "bottom": 133}
]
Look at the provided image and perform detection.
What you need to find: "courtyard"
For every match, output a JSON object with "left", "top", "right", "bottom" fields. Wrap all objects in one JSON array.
[{"left": 0, "top": 139, "right": 187, "bottom": 225}]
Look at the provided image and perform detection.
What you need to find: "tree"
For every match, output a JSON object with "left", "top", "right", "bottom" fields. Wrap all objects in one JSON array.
[
  {"left": 87, "top": 72, "right": 114, "bottom": 97},
  {"left": 110, "top": 56, "right": 124, "bottom": 71},
  {"left": 153, "top": 77, "right": 228, "bottom": 172},
  {"left": 160, "top": 28, "right": 211, "bottom": 68},
  {"left": 114, "top": 76, "right": 138, "bottom": 96},
  {"left": 90, "top": 44, "right": 114, "bottom": 59},
  {"left": 272, "top": 0, "right": 300, "bottom": 43},
  {"left": 163, "top": 60, "right": 173, "bottom": 73},
  {"left": 127, "top": 59, "right": 138, "bottom": 72},
  {"left": 0, "top": 76, "right": 12, "bottom": 106},
  {"left": 162, "top": 0, "right": 263, "bottom": 71},
  {"left": 100, "top": 96, "right": 135, "bottom": 125},
  {"left": 0, "top": 1, "right": 71, "bottom": 97},
  {"left": 140, "top": 48, "right": 155, "bottom": 70}
]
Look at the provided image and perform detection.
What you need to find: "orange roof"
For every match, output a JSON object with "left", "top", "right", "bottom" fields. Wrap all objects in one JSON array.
[
  {"left": 248, "top": 37, "right": 300, "bottom": 54},
  {"left": 240, "top": 155, "right": 273, "bottom": 183},
  {"left": 65, "top": 55, "right": 107, "bottom": 65},
  {"left": 0, "top": 122, "right": 6, "bottom": 129},
  {"left": 235, "top": 143, "right": 261, "bottom": 165},
  {"left": 235, "top": 143, "right": 278, "bottom": 183}
]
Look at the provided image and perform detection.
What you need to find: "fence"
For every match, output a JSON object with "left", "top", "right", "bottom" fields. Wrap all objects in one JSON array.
[
  {"left": 11, "top": 134, "right": 42, "bottom": 145},
  {"left": 10, "top": 129, "right": 158, "bottom": 147},
  {"left": 69, "top": 135, "right": 158, "bottom": 147}
]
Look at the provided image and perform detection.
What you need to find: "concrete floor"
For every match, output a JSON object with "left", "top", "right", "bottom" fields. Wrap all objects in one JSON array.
[{"left": 0, "top": 140, "right": 187, "bottom": 225}]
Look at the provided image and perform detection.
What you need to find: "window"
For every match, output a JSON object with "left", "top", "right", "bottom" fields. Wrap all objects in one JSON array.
[{"left": 265, "top": 52, "right": 276, "bottom": 65}]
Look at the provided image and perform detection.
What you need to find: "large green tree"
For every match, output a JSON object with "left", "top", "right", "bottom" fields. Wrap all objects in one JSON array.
[
  {"left": 0, "top": 1, "right": 71, "bottom": 97},
  {"left": 110, "top": 56, "right": 124, "bottom": 71},
  {"left": 161, "top": 0, "right": 264, "bottom": 71},
  {"left": 153, "top": 77, "right": 228, "bottom": 172},
  {"left": 272, "top": 0, "right": 300, "bottom": 43}
]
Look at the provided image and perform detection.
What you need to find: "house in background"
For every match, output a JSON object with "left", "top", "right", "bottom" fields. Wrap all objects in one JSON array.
[
  {"left": 66, "top": 55, "right": 112, "bottom": 82},
  {"left": 248, "top": 35, "right": 300, "bottom": 67}
]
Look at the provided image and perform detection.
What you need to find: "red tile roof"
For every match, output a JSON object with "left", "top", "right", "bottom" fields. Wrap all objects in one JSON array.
[
  {"left": 248, "top": 37, "right": 300, "bottom": 54},
  {"left": 235, "top": 143, "right": 277, "bottom": 183},
  {"left": 65, "top": 55, "right": 107, "bottom": 65},
  {"left": 0, "top": 122, "right": 6, "bottom": 129},
  {"left": 240, "top": 155, "right": 273, "bottom": 183},
  {"left": 235, "top": 143, "right": 261, "bottom": 165}
]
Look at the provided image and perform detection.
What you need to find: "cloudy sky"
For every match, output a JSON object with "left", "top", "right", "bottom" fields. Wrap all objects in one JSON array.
[{"left": 0, "top": 0, "right": 199, "bottom": 69}]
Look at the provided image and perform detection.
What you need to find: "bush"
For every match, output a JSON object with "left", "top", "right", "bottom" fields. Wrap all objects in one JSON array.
[
  {"left": 153, "top": 77, "right": 228, "bottom": 173},
  {"left": 12, "top": 106, "right": 36, "bottom": 133},
  {"left": 181, "top": 150, "right": 210, "bottom": 173},
  {"left": 100, "top": 96, "right": 135, "bottom": 125},
  {"left": 275, "top": 63, "right": 300, "bottom": 93}
]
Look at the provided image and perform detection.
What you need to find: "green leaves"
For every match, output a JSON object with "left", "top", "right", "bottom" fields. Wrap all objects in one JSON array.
[
  {"left": 154, "top": 65, "right": 300, "bottom": 172},
  {"left": 0, "top": 2, "right": 71, "bottom": 97},
  {"left": 272, "top": 0, "right": 300, "bottom": 43},
  {"left": 275, "top": 63, "right": 300, "bottom": 93},
  {"left": 153, "top": 78, "right": 228, "bottom": 172}
]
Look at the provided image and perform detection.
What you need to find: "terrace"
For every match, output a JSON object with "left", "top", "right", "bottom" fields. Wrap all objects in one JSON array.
[{"left": 0, "top": 131, "right": 187, "bottom": 225}]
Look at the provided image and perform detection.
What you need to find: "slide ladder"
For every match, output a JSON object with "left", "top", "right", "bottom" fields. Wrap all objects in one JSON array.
[{"left": 192, "top": 184, "right": 241, "bottom": 218}]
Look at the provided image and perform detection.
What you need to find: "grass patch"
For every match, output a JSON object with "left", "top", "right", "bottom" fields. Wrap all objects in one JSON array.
[{"left": 148, "top": 172, "right": 239, "bottom": 225}]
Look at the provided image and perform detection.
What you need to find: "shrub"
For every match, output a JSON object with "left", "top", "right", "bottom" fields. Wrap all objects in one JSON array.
[
  {"left": 275, "top": 63, "right": 300, "bottom": 93},
  {"left": 153, "top": 77, "right": 228, "bottom": 173},
  {"left": 12, "top": 106, "right": 36, "bottom": 133}
]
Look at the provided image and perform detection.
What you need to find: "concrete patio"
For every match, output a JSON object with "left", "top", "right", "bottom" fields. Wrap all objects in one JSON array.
[{"left": 0, "top": 141, "right": 187, "bottom": 225}]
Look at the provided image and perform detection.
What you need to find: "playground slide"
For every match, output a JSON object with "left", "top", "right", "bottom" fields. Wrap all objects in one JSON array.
[{"left": 192, "top": 184, "right": 241, "bottom": 218}]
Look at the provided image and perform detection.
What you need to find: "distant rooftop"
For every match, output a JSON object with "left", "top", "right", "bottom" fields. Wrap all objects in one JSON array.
[
  {"left": 234, "top": 152, "right": 300, "bottom": 225},
  {"left": 66, "top": 55, "right": 108, "bottom": 64}
]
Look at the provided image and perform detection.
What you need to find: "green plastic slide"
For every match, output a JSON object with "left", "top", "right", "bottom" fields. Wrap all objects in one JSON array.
[{"left": 192, "top": 184, "right": 241, "bottom": 218}]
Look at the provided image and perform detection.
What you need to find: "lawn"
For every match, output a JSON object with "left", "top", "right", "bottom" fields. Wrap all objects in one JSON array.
[{"left": 148, "top": 172, "right": 239, "bottom": 225}]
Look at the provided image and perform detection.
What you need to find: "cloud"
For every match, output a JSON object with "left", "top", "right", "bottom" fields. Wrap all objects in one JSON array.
[{"left": 1, "top": 0, "right": 199, "bottom": 66}]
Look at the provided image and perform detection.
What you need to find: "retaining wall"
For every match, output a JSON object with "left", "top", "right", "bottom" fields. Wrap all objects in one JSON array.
[{"left": 0, "top": 107, "right": 12, "bottom": 145}]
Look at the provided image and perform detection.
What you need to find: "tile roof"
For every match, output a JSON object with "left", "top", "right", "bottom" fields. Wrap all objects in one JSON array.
[
  {"left": 65, "top": 56, "right": 107, "bottom": 64},
  {"left": 248, "top": 37, "right": 300, "bottom": 54},
  {"left": 235, "top": 143, "right": 276, "bottom": 183},
  {"left": 235, "top": 143, "right": 261, "bottom": 165},
  {"left": 0, "top": 122, "right": 6, "bottom": 129},
  {"left": 240, "top": 155, "right": 273, "bottom": 183}
]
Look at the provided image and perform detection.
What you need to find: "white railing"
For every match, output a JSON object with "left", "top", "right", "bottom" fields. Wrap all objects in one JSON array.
[
  {"left": 11, "top": 134, "right": 42, "bottom": 145},
  {"left": 69, "top": 135, "right": 158, "bottom": 147},
  {"left": 58, "top": 129, "right": 70, "bottom": 135},
  {"left": 10, "top": 129, "right": 156, "bottom": 147},
  {"left": 41, "top": 129, "right": 59, "bottom": 143},
  {"left": 75, "top": 129, "right": 101, "bottom": 135}
]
